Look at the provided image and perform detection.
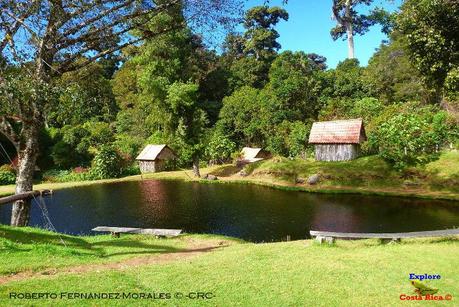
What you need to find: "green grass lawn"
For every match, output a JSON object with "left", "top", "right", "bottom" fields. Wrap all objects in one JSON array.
[
  {"left": 0, "top": 226, "right": 458, "bottom": 306},
  {"left": 0, "top": 225, "right": 195, "bottom": 275}
]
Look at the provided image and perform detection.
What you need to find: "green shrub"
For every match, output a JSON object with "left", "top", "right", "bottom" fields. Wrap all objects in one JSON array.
[
  {"left": 0, "top": 165, "right": 16, "bottom": 185},
  {"left": 50, "top": 121, "right": 116, "bottom": 169},
  {"left": 90, "top": 146, "right": 124, "bottom": 179},
  {"left": 286, "top": 121, "right": 311, "bottom": 158},
  {"left": 351, "top": 97, "right": 384, "bottom": 122},
  {"left": 114, "top": 133, "right": 144, "bottom": 161},
  {"left": 266, "top": 121, "right": 312, "bottom": 158},
  {"left": 122, "top": 165, "right": 141, "bottom": 176},
  {"left": 205, "top": 130, "right": 236, "bottom": 164},
  {"left": 369, "top": 108, "right": 455, "bottom": 169},
  {"left": 42, "top": 169, "right": 90, "bottom": 183}
]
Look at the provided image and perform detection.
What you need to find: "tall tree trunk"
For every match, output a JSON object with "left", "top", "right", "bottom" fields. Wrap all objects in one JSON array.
[
  {"left": 192, "top": 155, "right": 201, "bottom": 178},
  {"left": 10, "top": 17, "right": 52, "bottom": 226},
  {"left": 10, "top": 124, "right": 40, "bottom": 226},
  {"left": 346, "top": 25, "right": 355, "bottom": 59},
  {"left": 345, "top": 0, "right": 355, "bottom": 59}
]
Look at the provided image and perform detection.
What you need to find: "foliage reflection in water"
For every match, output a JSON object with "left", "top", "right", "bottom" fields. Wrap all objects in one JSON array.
[{"left": 1, "top": 180, "right": 459, "bottom": 242}]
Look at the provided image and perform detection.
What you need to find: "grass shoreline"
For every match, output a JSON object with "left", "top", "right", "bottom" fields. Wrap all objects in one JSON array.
[{"left": 1, "top": 163, "right": 459, "bottom": 201}]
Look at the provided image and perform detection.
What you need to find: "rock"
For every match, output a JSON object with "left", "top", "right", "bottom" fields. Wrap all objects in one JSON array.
[
  {"left": 295, "top": 177, "right": 305, "bottom": 184},
  {"left": 207, "top": 174, "right": 218, "bottom": 180},
  {"left": 403, "top": 180, "right": 421, "bottom": 187},
  {"left": 239, "top": 170, "right": 248, "bottom": 177},
  {"left": 307, "top": 174, "right": 320, "bottom": 185}
]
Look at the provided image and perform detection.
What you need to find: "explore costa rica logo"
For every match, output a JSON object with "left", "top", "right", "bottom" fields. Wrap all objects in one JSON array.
[{"left": 399, "top": 273, "right": 453, "bottom": 301}]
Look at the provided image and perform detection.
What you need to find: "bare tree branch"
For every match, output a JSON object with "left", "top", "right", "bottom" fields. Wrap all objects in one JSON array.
[
  {"left": 58, "top": 0, "right": 180, "bottom": 49},
  {"left": 0, "top": 5, "right": 40, "bottom": 47},
  {"left": 58, "top": 22, "right": 185, "bottom": 73},
  {"left": 61, "top": 0, "right": 136, "bottom": 38}
]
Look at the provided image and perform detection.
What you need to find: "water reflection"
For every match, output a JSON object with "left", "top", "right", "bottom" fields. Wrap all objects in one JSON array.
[
  {"left": 310, "top": 203, "right": 361, "bottom": 232},
  {"left": 1, "top": 180, "right": 458, "bottom": 242}
]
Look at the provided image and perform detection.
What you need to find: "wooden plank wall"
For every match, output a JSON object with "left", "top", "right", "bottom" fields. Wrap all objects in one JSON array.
[{"left": 315, "top": 144, "right": 360, "bottom": 161}]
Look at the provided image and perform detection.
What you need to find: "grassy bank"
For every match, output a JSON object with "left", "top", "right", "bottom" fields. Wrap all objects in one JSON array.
[
  {"left": 1, "top": 152, "right": 458, "bottom": 201},
  {"left": 214, "top": 152, "right": 459, "bottom": 201},
  {"left": 0, "top": 226, "right": 458, "bottom": 306}
]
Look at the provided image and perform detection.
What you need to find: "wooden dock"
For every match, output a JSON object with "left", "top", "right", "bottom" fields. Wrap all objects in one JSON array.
[
  {"left": 310, "top": 228, "right": 459, "bottom": 244},
  {"left": 92, "top": 226, "right": 182, "bottom": 238}
]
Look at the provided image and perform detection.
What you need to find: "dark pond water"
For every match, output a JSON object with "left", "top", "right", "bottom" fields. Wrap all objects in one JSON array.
[{"left": 1, "top": 180, "right": 459, "bottom": 242}]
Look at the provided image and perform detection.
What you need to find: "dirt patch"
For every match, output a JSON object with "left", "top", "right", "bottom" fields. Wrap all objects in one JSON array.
[{"left": 0, "top": 238, "right": 230, "bottom": 285}]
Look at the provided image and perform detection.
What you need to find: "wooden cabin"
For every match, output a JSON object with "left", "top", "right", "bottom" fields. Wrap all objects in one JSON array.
[
  {"left": 240, "top": 147, "right": 271, "bottom": 163},
  {"left": 308, "top": 119, "right": 366, "bottom": 161},
  {"left": 136, "top": 144, "right": 176, "bottom": 173}
]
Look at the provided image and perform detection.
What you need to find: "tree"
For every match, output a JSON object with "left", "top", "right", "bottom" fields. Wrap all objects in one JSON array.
[
  {"left": 331, "top": 0, "right": 377, "bottom": 59},
  {"left": 267, "top": 51, "right": 323, "bottom": 121},
  {"left": 224, "top": 6, "right": 288, "bottom": 89},
  {"left": 48, "top": 61, "right": 118, "bottom": 127},
  {"left": 396, "top": 0, "right": 459, "bottom": 102},
  {"left": 167, "top": 82, "right": 206, "bottom": 177},
  {"left": 320, "top": 58, "right": 368, "bottom": 100},
  {"left": 363, "top": 34, "right": 426, "bottom": 103},
  {"left": 0, "top": 0, "right": 241, "bottom": 226},
  {"left": 114, "top": 5, "right": 225, "bottom": 177},
  {"left": 218, "top": 86, "right": 272, "bottom": 146},
  {"left": 243, "top": 6, "right": 289, "bottom": 61}
]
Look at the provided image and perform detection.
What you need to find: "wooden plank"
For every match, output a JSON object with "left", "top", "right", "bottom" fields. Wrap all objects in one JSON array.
[
  {"left": 0, "top": 190, "right": 53, "bottom": 206},
  {"left": 310, "top": 229, "right": 459, "bottom": 239},
  {"left": 92, "top": 226, "right": 182, "bottom": 237}
]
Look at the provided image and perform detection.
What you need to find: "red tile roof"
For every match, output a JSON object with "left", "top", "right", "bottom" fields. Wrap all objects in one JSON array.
[{"left": 308, "top": 119, "right": 366, "bottom": 144}]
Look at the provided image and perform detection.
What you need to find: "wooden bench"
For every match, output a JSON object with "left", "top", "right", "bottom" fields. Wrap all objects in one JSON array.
[
  {"left": 310, "top": 229, "right": 459, "bottom": 244},
  {"left": 92, "top": 226, "right": 182, "bottom": 238}
]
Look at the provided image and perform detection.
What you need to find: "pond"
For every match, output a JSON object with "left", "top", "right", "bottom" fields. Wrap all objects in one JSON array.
[{"left": 1, "top": 180, "right": 459, "bottom": 242}]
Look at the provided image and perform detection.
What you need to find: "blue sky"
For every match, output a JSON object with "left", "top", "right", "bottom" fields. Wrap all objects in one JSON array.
[{"left": 245, "top": 0, "right": 403, "bottom": 68}]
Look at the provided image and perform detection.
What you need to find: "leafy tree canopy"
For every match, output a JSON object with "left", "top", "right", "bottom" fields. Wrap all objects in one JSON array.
[{"left": 396, "top": 0, "right": 459, "bottom": 99}]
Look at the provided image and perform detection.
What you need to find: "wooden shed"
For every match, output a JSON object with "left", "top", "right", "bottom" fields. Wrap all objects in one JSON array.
[
  {"left": 308, "top": 119, "right": 366, "bottom": 161},
  {"left": 136, "top": 144, "right": 176, "bottom": 173},
  {"left": 240, "top": 147, "right": 271, "bottom": 163}
]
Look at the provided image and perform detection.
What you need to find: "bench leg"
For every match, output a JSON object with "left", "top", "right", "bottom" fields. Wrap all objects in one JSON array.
[
  {"left": 315, "top": 236, "right": 335, "bottom": 245},
  {"left": 315, "top": 236, "right": 325, "bottom": 244},
  {"left": 111, "top": 232, "right": 120, "bottom": 238},
  {"left": 380, "top": 238, "right": 401, "bottom": 244}
]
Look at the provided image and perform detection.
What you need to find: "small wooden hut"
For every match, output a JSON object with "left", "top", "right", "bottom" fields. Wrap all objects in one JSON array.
[
  {"left": 136, "top": 144, "right": 176, "bottom": 173},
  {"left": 240, "top": 147, "right": 271, "bottom": 163},
  {"left": 308, "top": 119, "right": 366, "bottom": 161}
]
